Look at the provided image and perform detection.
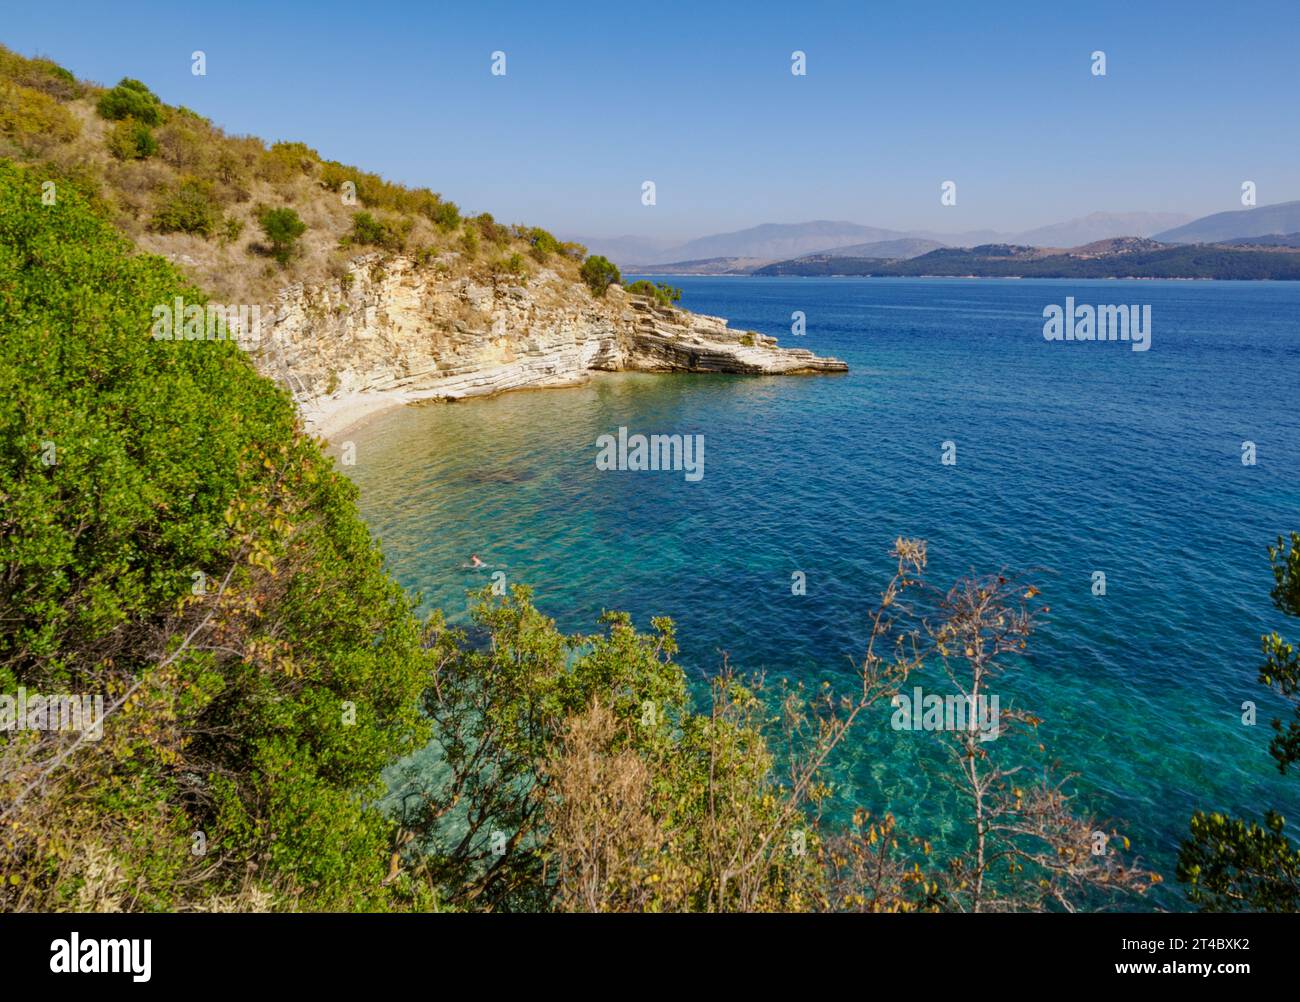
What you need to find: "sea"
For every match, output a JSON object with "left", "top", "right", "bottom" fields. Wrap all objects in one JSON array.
[{"left": 347, "top": 276, "right": 1300, "bottom": 909}]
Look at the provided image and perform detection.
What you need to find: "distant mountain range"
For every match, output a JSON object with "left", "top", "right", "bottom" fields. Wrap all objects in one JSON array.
[
  {"left": 1154, "top": 201, "right": 1300, "bottom": 244},
  {"left": 575, "top": 212, "right": 1194, "bottom": 269},
  {"left": 600, "top": 202, "right": 1300, "bottom": 280},
  {"left": 753, "top": 238, "right": 1300, "bottom": 281}
]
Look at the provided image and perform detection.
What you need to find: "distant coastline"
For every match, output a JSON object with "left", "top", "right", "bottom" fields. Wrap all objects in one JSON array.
[{"left": 627, "top": 239, "right": 1300, "bottom": 281}]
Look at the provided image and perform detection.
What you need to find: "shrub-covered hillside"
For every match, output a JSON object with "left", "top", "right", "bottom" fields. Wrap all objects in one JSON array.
[
  {"left": 0, "top": 44, "right": 587, "bottom": 308},
  {"left": 0, "top": 158, "right": 437, "bottom": 910}
]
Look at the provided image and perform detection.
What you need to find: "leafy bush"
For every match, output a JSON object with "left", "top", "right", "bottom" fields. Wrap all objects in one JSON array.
[
  {"left": 525, "top": 226, "right": 560, "bottom": 262},
  {"left": 319, "top": 160, "right": 358, "bottom": 194},
  {"left": 623, "top": 280, "right": 681, "bottom": 306},
  {"left": 213, "top": 144, "right": 255, "bottom": 195},
  {"left": 256, "top": 205, "right": 306, "bottom": 265},
  {"left": 152, "top": 176, "right": 221, "bottom": 237},
  {"left": 427, "top": 199, "right": 460, "bottom": 232},
  {"left": 258, "top": 140, "right": 320, "bottom": 183},
  {"left": 155, "top": 117, "right": 212, "bottom": 171},
  {"left": 474, "top": 212, "right": 509, "bottom": 246},
  {"left": 96, "top": 77, "right": 163, "bottom": 126},
  {"left": 580, "top": 254, "right": 620, "bottom": 297},
  {"left": 494, "top": 252, "right": 528, "bottom": 277},
  {"left": 0, "top": 83, "right": 80, "bottom": 148},
  {"left": 219, "top": 216, "right": 244, "bottom": 246},
  {"left": 344, "top": 210, "right": 411, "bottom": 252},
  {"left": 106, "top": 118, "right": 157, "bottom": 160}
]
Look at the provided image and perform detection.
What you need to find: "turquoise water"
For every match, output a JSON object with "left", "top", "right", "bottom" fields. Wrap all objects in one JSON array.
[{"left": 345, "top": 277, "right": 1300, "bottom": 908}]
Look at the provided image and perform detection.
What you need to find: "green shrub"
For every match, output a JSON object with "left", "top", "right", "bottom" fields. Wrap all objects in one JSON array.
[
  {"left": 525, "top": 227, "right": 560, "bottom": 262},
  {"left": 219, "top": 216, "right": 244, "bottom": 246},
  {"left": 0, "top": 82, "right": 81, "bottom": 148},
  {"left": 152, "top": 176, "right": 221, "bottom": 237},
  {"left": 258, "top": 140, "right": 320, "bottom": 183},
  {"left": 623, "top": 280, "right": 681, "bottom": 307},
  {"left": 474, "top": 212, "right": 509, "bottom": 246},
  {"left": 155, "top": 117, "right": 212, "bottom": 171},
  {"left": 319, "top": 160, "right": 358, "bottom": 195},
  {"left": 427, "top": 199, "right": 460, "bottom": 232},
  {"left": 213, "top": 146, "right": 254, "bottom": 194},
  {"left": 344, "top": 210, "right": 411, "bottom": 252},
  {"left": 494, "top": 252, "right": 528, "bottom": 277},
  {"left": 256, "top": 205, "right": 306, "bottom": 265},
  {"left": 96, "top": 77, "right": 163, "bottom": 126},
  {"left": 106, "top": 118, "right": 158, "bottom": 160},
  {"left": 580, "top": 254, "right": 620, "bottom": 297}
]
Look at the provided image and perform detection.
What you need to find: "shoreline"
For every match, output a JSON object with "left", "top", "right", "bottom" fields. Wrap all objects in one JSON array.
[
  {"left": 300, "top": 373, "right": 604, "bottom": 442},
  {"left": 300, "top": 389, "right": 419, "bottom": 442}
]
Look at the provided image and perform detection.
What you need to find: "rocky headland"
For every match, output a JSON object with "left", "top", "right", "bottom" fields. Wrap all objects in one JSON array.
[{"left": 253, "top": 254, "right": 847, "bottom": 439}]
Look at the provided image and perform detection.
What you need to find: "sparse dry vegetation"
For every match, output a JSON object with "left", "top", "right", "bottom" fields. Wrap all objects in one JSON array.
[{"left": 0, "top": 43, "right": 589, "bottom": 309}]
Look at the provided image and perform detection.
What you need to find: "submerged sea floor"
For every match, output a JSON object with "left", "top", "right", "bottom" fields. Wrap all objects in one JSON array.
[{"left": 346, "top": 277, "right": 1300, "bottom": 909}]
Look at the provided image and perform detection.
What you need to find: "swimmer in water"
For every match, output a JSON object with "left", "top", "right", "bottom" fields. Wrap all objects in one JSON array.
[{"left": 469, "top": 554, "right": 484, "bottom": 568}]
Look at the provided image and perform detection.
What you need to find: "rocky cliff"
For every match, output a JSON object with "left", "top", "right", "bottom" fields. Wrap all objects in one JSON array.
[{"left": 252, "top": 254, "right": 846, "bottom": 437}]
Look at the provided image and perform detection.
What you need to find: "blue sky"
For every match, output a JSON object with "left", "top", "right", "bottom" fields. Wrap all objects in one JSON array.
[{"left": 3, "top": 0, "right": 1297, "bottom": 240}]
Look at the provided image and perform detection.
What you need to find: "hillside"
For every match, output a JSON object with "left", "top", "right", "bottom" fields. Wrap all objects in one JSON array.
[
  {"left": 0, "top": 45, "right": 843, "bottom": 437},
  {"left": 0, "top": 49, "right": 572, "bottom": 308}
]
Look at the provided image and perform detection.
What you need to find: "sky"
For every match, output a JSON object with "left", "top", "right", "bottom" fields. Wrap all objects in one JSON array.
[{"left": 3, "top": 0, "right": 1298, "bottom": 242}]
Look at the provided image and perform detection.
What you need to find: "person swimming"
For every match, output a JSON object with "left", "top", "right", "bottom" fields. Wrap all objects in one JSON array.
[{"left": 469, "top": 554, "right": 484, "bottom": 568}]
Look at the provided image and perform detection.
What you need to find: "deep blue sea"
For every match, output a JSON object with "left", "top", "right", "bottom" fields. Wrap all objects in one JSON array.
[{"left": 347, "top": 277, "right": 1300, "bottom": 909}]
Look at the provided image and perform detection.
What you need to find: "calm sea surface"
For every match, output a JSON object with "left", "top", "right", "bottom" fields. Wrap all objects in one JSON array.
[{"left": 347, "top": 277, "right": 1300, "bottom": 908}]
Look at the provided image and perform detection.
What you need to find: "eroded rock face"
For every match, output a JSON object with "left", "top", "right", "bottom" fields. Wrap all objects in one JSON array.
[{"left": 252, "top": 253, "right": 846, "bottom": 411}]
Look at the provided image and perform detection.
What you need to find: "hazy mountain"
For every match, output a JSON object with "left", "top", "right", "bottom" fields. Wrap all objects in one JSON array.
[
  {"left": 1010, "top": 212, "right": 1192, "bottom": 248},
  {"left": 655, "top": 221, "right": 910, "bottom": 265},
  {"left": 576, "top": 221, "right": 911, "bottom": 267},
  {"left": 580, "top": 208, "right": 1228, "bottom": 270},
  {"left": 814, "top": 238, "right": 946, "bottom": 259},
  {"left": 1155, "top": 201, "right": 1300, "bottom": 244}
]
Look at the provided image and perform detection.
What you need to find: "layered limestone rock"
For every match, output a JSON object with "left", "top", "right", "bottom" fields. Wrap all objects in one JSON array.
[{"left": 251, "top": 253, "right": 846, "bottom": 436}]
